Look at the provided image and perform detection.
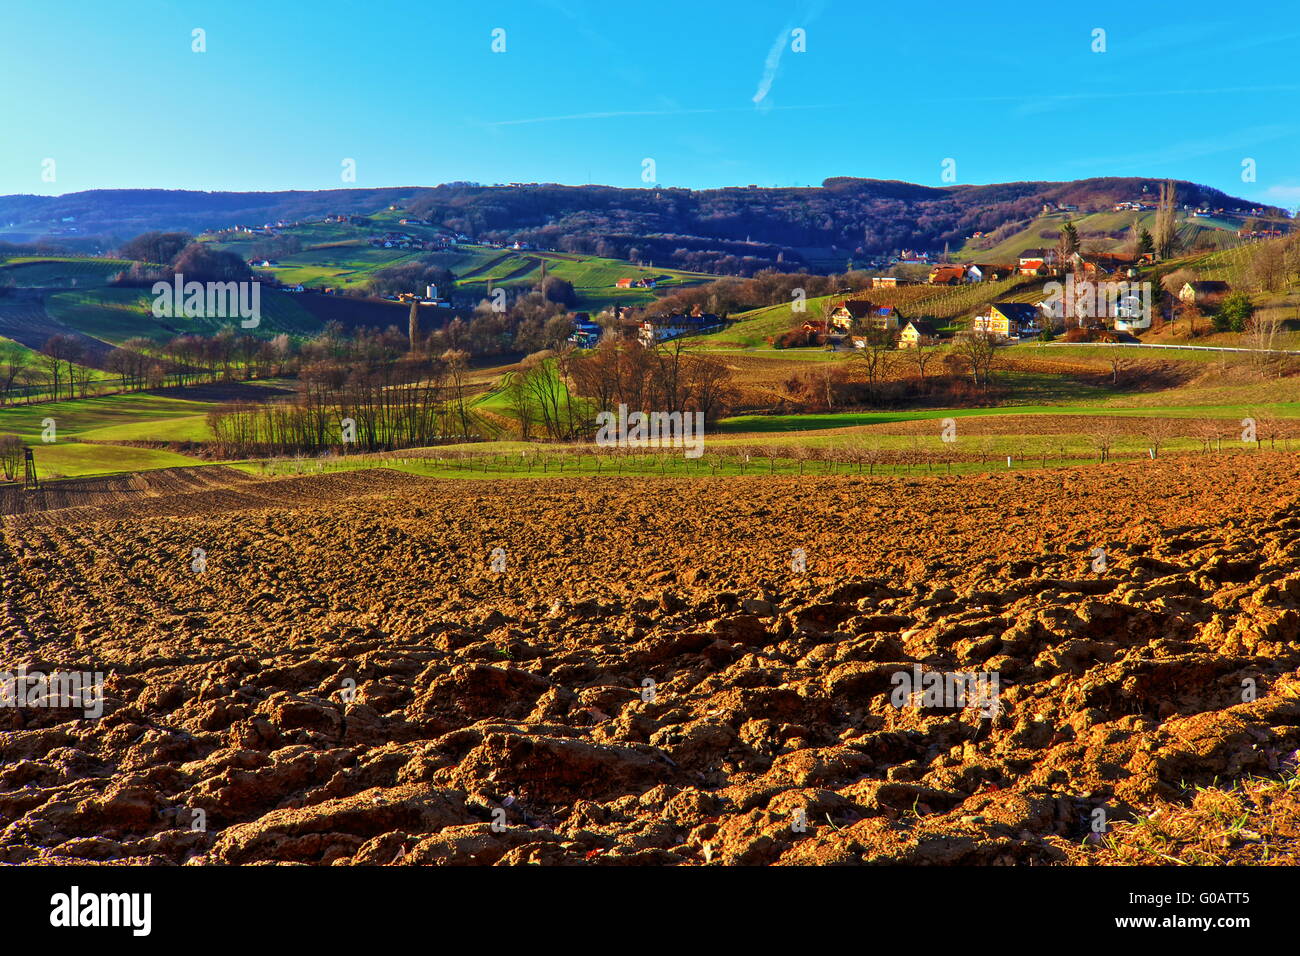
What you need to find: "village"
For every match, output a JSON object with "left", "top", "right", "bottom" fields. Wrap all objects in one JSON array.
[{"left": 778, "top": 244, "right": 1243, "bottom": 351}]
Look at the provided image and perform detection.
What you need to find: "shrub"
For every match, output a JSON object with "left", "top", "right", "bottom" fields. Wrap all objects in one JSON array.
[
  {"left": 773, "top": 328, "right": 822, "bottom": 349},
  {"left": 1214, "top": 291, "right": 1255, "bottom": 333}
]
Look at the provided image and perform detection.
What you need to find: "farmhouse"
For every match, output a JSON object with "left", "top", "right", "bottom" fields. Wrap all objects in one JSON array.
[
  {"left": 827, "top": 299, "right": 874, "bottom": 331},
  {"left": 928, "top": 265, "right": 967, "bottom": 285},
  {"left": 972, "top": 303, "right": 1042, "bottom": 340},
  {"left": 638, "top": 311, "right": 725, "bottom": 345},
  {"left": 899, "top": 319, "right": 939, "bottom": 348},
  {"left": 617, "top": 276, "right": 658, "bottom": 290},
  {"left": 570, "top": 318, "right": 603, "bottom": 348},
  {"left": 870, "top": 276, "right": 915, "bottom": 288},
  {"left": 971, "top": 263, "right": 1014, "bottom": 281},
  {"left": 829, "top": 299, "right": 900, "bottom": 332},
  {"left": 1070, "top": 252, "right": 1149, "bottom": 276},
  {"left": 1017, "top": 250, "right": 1052, "bottom": 275},
  {"left": 868, "top": 306, "right": 901, "bottom": 331},
  {"left": 1179, "top": 280, "right": 1230, "bottom": 304}
]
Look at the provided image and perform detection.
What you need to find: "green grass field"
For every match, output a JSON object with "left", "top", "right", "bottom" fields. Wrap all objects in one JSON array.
[
  {"left": 708, "top": 294, "right": 840, "bottom": 346},
  {"left": 40, "top": 285, "right": 334, "bottom": 343},
  {"left": 7, "top": 376, "right": 1295, "bottom": 481},
  {"left": 43, "top": 288, "right": 161, "bottom": 343},
  {"left": 208, "top": 216, "right": 714, "bottom": 309},
  {"left": 718, "top": 402, "right": 1300, "bottom": 433},
  {"left": 0, "top": 392, "right": 215, "bottom": 442},
  {"left": 265, "top": 245, "right": 421, "bottom": 288},
  {"left": 228, "top": 434, "right": 1288, "bottom": 484},
  {"left": 77, "top": 413, "right": 213, "bottom": 442},
  {"left": 0, "top": 256, "right": 132, "bottom": 288},
  {"left": 32, "top": 442, "right": 203, "bottom": 479},
  {"left": 0, "top": 391, "right": 216, "bottom": 477},
  {"left": 455, "top": 250, "right": 713, "bottom": 309}
]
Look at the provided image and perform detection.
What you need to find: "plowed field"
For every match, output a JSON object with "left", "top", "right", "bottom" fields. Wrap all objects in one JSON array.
[{"left": 2, "top": 455, "right": 1299, "bottom": 865}]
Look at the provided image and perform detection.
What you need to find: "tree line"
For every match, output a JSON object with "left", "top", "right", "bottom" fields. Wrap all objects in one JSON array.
[
  {"left": 206, "top": 349, "right": 477, "bottom": 456},
  {"left": 504, "top": 338, "right": 736, "bottom": 441}
]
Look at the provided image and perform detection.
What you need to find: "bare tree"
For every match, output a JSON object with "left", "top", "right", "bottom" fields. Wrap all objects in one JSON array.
[
  {"left": 1248, "top": 241, "right": 1286, "bottom": 292},
  {"left": 909, "top": 341, "right": 939, "bottom": 380},
  {"left": 954, "top": 331, "right": 998, "bottom": 391},
  {"left": 442, "top": 348, "right": 472, "bottom": 438},
  {"left": 853, "top": 328, "right": 894, "bottom": 399},
  {"left": 0, "top": 433, "right": 23, "bottom": 480},
  {"left": 1106, "top": 352, "right": 1132, "bottom": 385},
  {"left": 1243, "top": 407, "right": 1279, "bottom": 450},
  {"left": 40, "top": 335, "right": 82, "bottom": 401},
  {"left": 1190, "top": 417, "right": 1223, "bottom": 453},
  {"left": 1155, "top": 180, "right": 1180, "bottom": 260},
  {"left": 1139, "top": 417, "right": 1178, "bottom": 458},
  {"left": 1244, "top": 308, "right": 1285, "bottom": 373},
  {"left": 0, "top": 343, "right": 28, "bottom": 406},
  {"left": 408, "top": 300, "right": 422, "bottom": 354},
  {"left": 1087, "top": 419, "right": 1123, "bottom": 463}
]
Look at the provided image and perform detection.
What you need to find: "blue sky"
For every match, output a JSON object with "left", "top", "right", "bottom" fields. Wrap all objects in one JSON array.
[{"left": 3, "top": 0, "right": 1299, "bottom": 206}]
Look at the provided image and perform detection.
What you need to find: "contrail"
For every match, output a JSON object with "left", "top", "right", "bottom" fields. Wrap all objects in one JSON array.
[
  {"left": 752, "top": 30, "right": 788, "bottom": 106},
  {"left": 483, "top": 105, "right": 833, "bottom": 127},
  {"left": 753, "top": 0, "right": 826, "bottom": 108}
]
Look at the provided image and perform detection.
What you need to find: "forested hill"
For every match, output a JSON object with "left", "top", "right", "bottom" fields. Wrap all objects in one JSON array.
[{"left": 1, "top": 177, "right": 1278, "bottom": 275}]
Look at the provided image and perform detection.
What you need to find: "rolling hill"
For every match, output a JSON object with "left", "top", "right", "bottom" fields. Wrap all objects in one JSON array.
[
  {"left": 202, "top": 212, "right": 714, "bottom": 309},
  {"left": 2, "top": 177, "right": 1285, "bottom": 276}
]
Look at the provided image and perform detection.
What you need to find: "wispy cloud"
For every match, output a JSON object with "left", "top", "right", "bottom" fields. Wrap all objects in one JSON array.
[
  {"left": 1262, "top": 183, "right": 1300, "bottom": 205},
  {"left": 488, "top": 84, "right": 1300, "bottom": 128},
  {"left": 1111, "top": 22, "right": 1300, "bottom": 60},
  {"left": 752, "top": 0, "right": 826, "bottom": 109},
  {"left": 483, "top": 104, "right": 832, "bottom": 128},
  {"left": 751, "top": 31, "right": 788, "bottom": 107},
  {"left": 934, "top": 84, "right": 1300, "bottom": 108},
  {"left": 993, "top": 84, "right": 1300, "bottom": 119},
  {"left": 1059, "top": 124, "right": 1293, "bottom": 173}
]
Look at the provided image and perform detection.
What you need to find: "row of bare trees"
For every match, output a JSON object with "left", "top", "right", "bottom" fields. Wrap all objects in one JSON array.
[
  {"left": 0, "top": 320, "right": 441, "bottom": 408},
  {"left": 206, "top": 350, "right": 475, "bottom": 455},
  {"left": 0, "top": 335, "right": 100, "bottom": 404}
]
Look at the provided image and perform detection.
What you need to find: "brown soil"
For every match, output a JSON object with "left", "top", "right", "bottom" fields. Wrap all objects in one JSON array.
[{"left": 2, "top": 456, "right": 1299, "bottom": 865}]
